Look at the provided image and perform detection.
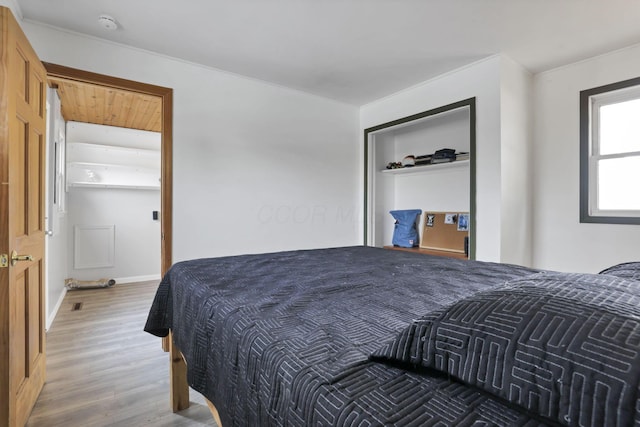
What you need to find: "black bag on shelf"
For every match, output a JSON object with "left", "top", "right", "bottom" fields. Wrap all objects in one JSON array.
[{"left": 431, "top": 148, "right": 456, "bottom": 164}]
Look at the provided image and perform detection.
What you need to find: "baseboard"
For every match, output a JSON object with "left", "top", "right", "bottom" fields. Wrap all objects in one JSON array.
[
  {"left": 46, "top": 287, "right": 67, "bottom": 331},
  {"left": 113, "top": 274, "right": 161, "bottom": 284}
]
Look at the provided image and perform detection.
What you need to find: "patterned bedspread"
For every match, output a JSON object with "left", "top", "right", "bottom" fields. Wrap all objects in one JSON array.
[{"left": 145, "top": 246, "right": 546, "bottom": 426}]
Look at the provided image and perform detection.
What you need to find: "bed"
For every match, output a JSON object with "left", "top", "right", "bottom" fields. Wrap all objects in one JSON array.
[{"left": 144, "top": 246, "right": 640, "bottom": 427}]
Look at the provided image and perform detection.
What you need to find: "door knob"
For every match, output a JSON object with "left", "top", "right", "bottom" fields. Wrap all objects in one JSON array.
[{"left": 11, "top": 250, "right": 33, "bottom": 266}]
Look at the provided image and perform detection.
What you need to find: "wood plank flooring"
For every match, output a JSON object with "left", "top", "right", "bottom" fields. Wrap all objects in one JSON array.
[{"left": 26, "top": 281, "right": 216, "bottom": 426}]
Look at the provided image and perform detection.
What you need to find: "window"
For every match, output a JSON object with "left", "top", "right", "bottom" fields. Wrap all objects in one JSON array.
[{"left": 580, "top": 76, "right": 640, "bottom": 224}]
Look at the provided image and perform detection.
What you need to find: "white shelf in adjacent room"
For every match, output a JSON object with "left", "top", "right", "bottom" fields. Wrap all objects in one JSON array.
[
  {"left": 66, "top": 139, "right": 160, "bottom": 190},
  {"left": 66, "top": 161, "right": 160, "bottom": 190},
  {"left": 67, "top": 182, "right": 160, "bottom": 190}
]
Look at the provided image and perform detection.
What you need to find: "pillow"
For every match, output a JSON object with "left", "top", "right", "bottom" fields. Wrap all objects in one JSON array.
[
  {"left": 371, "top": 272, "right": 640, "bottom": 427},
  {"left": 599, "top": 262, "right": 640, "bottom": 281}
]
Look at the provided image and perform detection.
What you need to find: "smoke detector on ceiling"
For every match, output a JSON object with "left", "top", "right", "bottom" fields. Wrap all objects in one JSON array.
[{"left": 98, "top": 14, "right": 118, "bottom": 31}]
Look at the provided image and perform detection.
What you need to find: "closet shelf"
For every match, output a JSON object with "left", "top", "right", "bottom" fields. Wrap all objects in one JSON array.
[{"left": 380, "top": 159, "right": 469, "bottom": 175}]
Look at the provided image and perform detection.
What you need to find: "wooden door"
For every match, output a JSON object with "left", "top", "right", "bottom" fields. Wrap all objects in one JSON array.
[{"left": 0, "top": 7, "right": 47, "bottom": 427}]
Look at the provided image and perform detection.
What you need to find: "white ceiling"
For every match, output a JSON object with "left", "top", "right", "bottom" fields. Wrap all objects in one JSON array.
[{"left": 15, "top": 0, "right": 640, "bottom": 105}]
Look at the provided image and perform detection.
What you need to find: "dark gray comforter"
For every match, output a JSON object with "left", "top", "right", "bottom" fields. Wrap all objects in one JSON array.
[{"left": 145, "top": 246, "right": 546, "bottom": 426}]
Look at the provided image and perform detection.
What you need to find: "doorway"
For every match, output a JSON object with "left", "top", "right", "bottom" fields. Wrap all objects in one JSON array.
[{"left": 43, "top": 63, "right": 173, "bottom": 321}]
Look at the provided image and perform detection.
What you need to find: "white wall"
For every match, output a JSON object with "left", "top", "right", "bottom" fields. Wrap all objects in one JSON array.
[
  {"left": 532, "top": 44, "right": 640, "bottom": 273},
  {"left": 44, "top": 87, "right": 68, "bottom": 329},
  {"left": 66, "top": 188, "right": 160, "bottom": 281},
  {"left": 361, "top": 56, "right": 508, "bottom": 262},
  {"left": 499, "top": 56, "right": 534, "bottom": 266},
  {"left": 19, "top": 20, "right": 360, "bottom": 263}
]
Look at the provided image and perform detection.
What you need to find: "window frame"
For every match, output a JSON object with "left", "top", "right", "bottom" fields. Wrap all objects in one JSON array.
[{"left": 579, "top": 76, "right": 640, "bottom": 225}]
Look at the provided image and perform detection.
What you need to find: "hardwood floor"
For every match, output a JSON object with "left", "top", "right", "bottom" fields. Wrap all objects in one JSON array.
[{"left": 26, "top": 281, "right": 216, "bottom": 426}]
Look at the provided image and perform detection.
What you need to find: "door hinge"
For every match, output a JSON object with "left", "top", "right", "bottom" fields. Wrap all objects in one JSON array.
[{"left": 0, "top": 254, "right": 8, "bottom": 268}]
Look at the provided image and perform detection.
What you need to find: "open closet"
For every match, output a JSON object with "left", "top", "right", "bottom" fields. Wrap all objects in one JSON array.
[{"left": 364, "top": 98, "right": 476, "bottom": 259}]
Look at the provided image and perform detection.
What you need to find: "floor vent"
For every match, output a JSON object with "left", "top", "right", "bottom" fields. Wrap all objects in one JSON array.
[{"left": 71, "top": 302, "right": 83, "bottom": 311}]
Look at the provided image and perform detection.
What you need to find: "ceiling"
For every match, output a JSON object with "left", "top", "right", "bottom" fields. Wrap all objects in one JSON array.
[
  {"left": 49, "top": 77, "right": 162, "bottom": 132},
  {"left": 16, "top": 0, "right": 640, "bottom": 105}
]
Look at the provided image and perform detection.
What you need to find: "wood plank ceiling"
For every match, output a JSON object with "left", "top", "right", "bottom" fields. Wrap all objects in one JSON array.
[{"left": 49, "top": 77, "right": 162, "bottom": 132}]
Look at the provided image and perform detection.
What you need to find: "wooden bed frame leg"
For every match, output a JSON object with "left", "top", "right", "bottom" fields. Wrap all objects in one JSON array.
[
  {"left": 206, "top": 399, "right": 224, "bottom": 427},
  {"left": 169, "top": 331, "right": 190, "bottom": 412}
]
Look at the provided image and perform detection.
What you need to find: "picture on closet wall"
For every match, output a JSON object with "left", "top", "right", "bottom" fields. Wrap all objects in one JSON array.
[
  {"left": 457, "top": 213, "right": 469, "bottom": 231},
  {"left": 444, "top": 213, "right": 457, "bottom": 224},
  {"left": 426, "top": 214, "right": 435, "bottom": 227}
]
